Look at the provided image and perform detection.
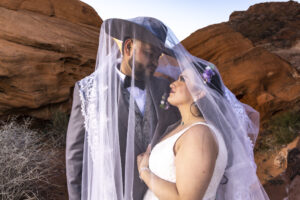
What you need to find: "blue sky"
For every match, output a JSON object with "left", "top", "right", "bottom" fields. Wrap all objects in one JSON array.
[{"left": 80, "top": 0, "right": 297, "bottom": 41}]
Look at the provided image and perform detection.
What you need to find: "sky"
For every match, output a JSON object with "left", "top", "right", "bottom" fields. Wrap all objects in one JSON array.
[{"left": 80, "top": 0, "right": 297, "bottom": 41}]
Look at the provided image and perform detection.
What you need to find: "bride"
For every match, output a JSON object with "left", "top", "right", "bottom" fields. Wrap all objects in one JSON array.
[{"left": 137, "top": 61, "right": 269, "bottom": 200}]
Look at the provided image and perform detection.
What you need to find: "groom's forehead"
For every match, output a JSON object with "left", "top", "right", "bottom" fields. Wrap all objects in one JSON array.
[{"left": 134, "top": 39, "right": 161, "bottom": 52}]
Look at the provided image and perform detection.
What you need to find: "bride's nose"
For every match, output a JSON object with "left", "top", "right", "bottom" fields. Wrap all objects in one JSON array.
[{"left": 170, "top": 82, "right": 175, "bottom": 88}]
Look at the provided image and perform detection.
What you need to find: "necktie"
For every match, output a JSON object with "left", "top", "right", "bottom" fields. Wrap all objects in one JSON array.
[{"left": 124, "top": 76, "right": 145, "bottom": 90}]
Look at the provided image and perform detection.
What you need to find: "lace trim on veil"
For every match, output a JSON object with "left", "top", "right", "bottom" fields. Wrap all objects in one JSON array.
[
  {"left": 78, "top": 72, "right": 100, "bottom": 161},
  {"left": 224, "top": 88, "right": 256, "bottom": 170}
]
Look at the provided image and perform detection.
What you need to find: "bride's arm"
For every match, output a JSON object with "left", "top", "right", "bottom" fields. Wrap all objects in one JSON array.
[{"left": 138, "top": 125, "right": 218, "bottom": 200}]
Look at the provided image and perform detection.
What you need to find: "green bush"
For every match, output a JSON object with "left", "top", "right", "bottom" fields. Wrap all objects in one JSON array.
[
  {"left": 269, "top": 110, "right": 300, "bottom": 145},
  {"left": 256, "top": 110, "right": 300, "bottom": 152}
]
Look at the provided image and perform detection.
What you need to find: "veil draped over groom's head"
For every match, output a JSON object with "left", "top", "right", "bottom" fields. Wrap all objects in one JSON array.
[{"left": 79, "top": 17, "right": 269, "bottom": 200}]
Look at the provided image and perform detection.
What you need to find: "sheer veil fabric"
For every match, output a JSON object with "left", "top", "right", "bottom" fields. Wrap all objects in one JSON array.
[{"left": 78, "top": 17, "right": 269, "bottom": 200}]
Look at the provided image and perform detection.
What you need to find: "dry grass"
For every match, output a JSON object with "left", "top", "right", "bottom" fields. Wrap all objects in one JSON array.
[{"left": 0, "top": 115, "right": 68, "bottom": 200}]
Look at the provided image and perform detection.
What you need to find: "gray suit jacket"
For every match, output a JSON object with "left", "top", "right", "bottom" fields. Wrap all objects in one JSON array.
[{"left": 66, "top": 76, "right": 180, "bottom": 200}]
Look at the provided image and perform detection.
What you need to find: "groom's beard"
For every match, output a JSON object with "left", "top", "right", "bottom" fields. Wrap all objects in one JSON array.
[{"left": 128, "top": 57, "right": 155, "bottom": 80}]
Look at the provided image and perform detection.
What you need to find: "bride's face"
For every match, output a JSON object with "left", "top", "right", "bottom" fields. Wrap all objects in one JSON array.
[{"left": 167, "top": 71, "right": 194, "bottom": 106}]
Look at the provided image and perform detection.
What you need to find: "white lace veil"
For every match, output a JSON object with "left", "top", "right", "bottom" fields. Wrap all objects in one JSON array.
[{"left": 78, "top": 17, "right": 269, "bottom": 200}]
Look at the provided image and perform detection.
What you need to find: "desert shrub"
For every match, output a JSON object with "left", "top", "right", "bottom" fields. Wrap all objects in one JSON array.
[
  {"left": 0, "top": 117, "right": 66, "bottom": 200},
  {"left": 42, "top": 111, "right": 69, "bottom": 148},
  {"left": 256, "top": 109, "right": 300, "bottom": 151},
  {"left": 269, "top": 110, "right": 300, "bottom": 145}
]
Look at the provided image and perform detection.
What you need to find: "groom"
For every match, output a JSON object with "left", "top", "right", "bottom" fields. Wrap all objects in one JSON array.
[{"left": 66, "top": 17, "right": 180, "bottom": 200}]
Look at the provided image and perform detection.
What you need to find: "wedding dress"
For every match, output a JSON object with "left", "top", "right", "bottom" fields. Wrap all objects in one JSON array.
[{"left": 143, "top": 122, "right": 228, "bottom": 200}]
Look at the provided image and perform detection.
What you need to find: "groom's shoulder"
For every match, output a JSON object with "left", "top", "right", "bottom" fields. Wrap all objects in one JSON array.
[{"left": 76, "top": 72, "right": 97, "bottom": 90}]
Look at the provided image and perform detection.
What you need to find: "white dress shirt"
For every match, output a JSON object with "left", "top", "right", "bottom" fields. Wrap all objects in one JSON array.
[{"left": 116, "top": 68, "right": 146, "bottom": 116}]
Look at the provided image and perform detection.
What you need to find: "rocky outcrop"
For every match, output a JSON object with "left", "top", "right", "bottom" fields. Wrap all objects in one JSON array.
[
  {"left": 0, "top": 0, "right": 299, "bottom": 122},
  {"left": 288, "top": 175, "right": 300, "bottom": 200},
  {"left": 254, "top": 136, "right": 300, "bottom": 200},
  {"left": 286, "top": 144, "right": 300, "bottom": 200},
  {"left": 182, "top": 23, "right": 300, "bottom": 121},
  {"left": 0, "top": 0, "right": 101, "bottom": 27},
  {"left": 0, "top": 0, "right": 101, "bottom": 119},
  {"left": 229, "top": 1, "right": 300, "bottom": 47},
  {"left": 228, "top": 1, "right": 300, "bottom": 72}
]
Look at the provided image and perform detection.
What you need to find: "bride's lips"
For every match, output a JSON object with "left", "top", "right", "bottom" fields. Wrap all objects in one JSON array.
[{"left": 169, "top": 89, "right": 175, "bottom": 95}]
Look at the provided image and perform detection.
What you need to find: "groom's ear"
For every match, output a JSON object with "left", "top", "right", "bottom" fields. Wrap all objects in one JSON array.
[{"left": 123, "top": 39, "right": 133, "bottom": 57}]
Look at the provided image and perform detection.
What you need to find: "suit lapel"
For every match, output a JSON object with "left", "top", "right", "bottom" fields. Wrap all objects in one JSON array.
[{"left": 148, "top": 77, "right": 163, "bottom": 121}]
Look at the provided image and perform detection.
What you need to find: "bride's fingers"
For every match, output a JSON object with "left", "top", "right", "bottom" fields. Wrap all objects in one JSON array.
[
  {"left": 137, "top": 153, "right": 143, "bottom": 157},
  {"left": 137, "top": 155, "right": 143, "bottom": 165},
  {"left": 138, "top": 153, "right": 144, "bottom": 159},
  {"left": 146, "top": 144, "right": 151, "bottom": 154}
]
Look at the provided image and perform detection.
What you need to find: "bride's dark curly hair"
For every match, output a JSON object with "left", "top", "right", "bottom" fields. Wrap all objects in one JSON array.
[
  {"left": 190, "top": 61, "right": 225, "bottom": 118},
  {"left": 195, "top": 61, "right": 224, "bottom": 96}
]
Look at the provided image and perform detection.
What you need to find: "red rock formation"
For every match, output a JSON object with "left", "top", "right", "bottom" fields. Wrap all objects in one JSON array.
[
  {"left": 0, "top": 0, "right": 299, "bottom": 123},
  {"left": 0, "top": 0, "right": 102, "bottom": 119},
  {"left": 286, "top": 145, "right": 300, "bottom": 200},
  {"left": 228, "top": 1, "right": 300, "bottom": 72},
  {"left": 229, "top": 1, "right": 300, "bottom": 48},
  {"left": 0, "top": 0, "right": 101, "bottom": 27},
  {"left": 182, "top": 23, "right": 300, "bottom": 121}
]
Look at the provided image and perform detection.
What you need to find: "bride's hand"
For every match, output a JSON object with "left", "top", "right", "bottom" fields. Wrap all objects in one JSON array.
[{"left": 137, "top": 144, "right": 151, "bottom": 172}]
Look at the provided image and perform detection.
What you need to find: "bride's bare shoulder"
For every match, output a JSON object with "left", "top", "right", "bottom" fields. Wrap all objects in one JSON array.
[
  {"left": 176, "top": 124, "right": 218, "bottom": 155},
  {"left": 184, "top": 124, "right": 213, "bottom": 138}
]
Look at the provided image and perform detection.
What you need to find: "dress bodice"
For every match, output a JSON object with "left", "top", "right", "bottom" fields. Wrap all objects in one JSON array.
[{"left": 143, "top": 122, "right": 228, "bottom": 200}]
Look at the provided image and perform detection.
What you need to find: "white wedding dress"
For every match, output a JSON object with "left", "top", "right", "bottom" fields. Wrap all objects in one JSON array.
[{"left": 143, "top": 122, "right": 228, "bottom": 200}]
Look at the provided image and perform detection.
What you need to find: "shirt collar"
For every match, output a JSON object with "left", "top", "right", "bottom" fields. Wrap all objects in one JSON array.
[
  {"left": 115, "top": 64, "right": 148, "bottom": 91},
  {"left": 116, "top": 64, "right": 126, "bottom": 83}
]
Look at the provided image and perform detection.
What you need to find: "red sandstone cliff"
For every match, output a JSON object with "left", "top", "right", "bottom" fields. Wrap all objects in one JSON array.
[{"left": 0, "top": 0, "right": 101, "bottom": 118}]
